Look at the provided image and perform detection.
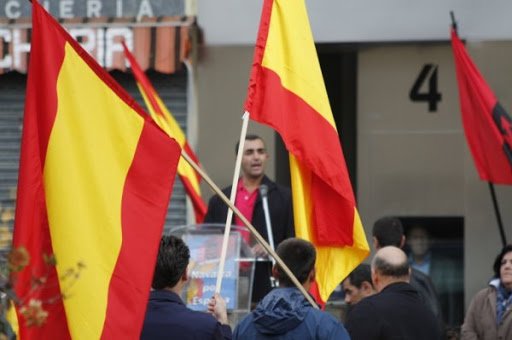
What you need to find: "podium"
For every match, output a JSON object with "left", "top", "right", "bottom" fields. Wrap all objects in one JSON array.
[{"left": 168, "top": 223, "right": 257, "bottom": 323}]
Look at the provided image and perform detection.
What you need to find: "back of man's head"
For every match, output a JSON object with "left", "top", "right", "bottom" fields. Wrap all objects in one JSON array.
[
  {"left": 275, "top": 238, "right": 316, "bottom": 287},
  {"left": 152, "top": 235, "right": 190, "bottom": 290},
  {"left": 372, "top": 217, "right": 404, "bottom": 248},
  {"left": 347, "top": 263, "right": 372, "bottom": 289},
  {"left": 372, "top": 246, "right": 410, "bottom": 290}
]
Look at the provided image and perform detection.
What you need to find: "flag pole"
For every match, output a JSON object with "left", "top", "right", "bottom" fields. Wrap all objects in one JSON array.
[
  {"left": 451, "top": 11, "right": 507, "bottom": 247},
  {"left": 488, "top": 182, "right": 507, "bottom": 246},
  {"left": 180, "top": 150, "right": 319, "bottom": 309},
  {"left": 450, "top": 11, "right": 457, "bottom": 35},
  {"left": 214, "top": 111, "right": 250, "bottom": 294}
]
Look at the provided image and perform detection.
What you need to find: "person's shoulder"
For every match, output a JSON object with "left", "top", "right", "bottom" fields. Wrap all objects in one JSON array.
[
  {"left": 264, "top": 177, "right": 291, "bottom": 196},
  {"left": 307, "top": 309, "right": 349, "bottom": 337},
  {"left": 233, "top": 312, "right": 256, "bottom": 337},
  {"left": 182, "top": 307, "right": 220, "bottom": 327},
  {"left": 410, "top": 268, "right": 436, "bottom": 289},
  {"left": 411, "top": 268, "right": 430, "bottom": 280},
  {"left": 473, "top": 285, "right": 496, "bottom": 301}
]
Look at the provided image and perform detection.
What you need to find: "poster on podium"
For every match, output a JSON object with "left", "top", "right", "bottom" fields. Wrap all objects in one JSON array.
[{"left": 183, "top": 232, "right": 239, "bottom": 311}]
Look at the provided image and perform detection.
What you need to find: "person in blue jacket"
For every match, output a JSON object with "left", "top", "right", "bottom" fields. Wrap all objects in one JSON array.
[
  {"left": 233, "top": 238, "right": 350, "bottom": 340},
  {"left": 140, "top": 235, "right": 232, "bottom": 340}
]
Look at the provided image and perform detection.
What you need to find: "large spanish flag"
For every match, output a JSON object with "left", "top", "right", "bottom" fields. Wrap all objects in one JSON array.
[
  {"left": 12, "top": 2, "right": 181, "bottom": 339},
  {"left": 451, "top": 28, "right": 512, "bottom": 184},
  {"left": 245, "top": 0, "right": 370, "bottom": 304},
  {"left": 122, "top": 42, "right": 207, "bottom": 222}
]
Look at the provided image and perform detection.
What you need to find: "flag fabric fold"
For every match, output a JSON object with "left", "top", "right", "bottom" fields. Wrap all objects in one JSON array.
[
  {"left": 245, "top": 0, "right": 369, "bottom": 304},
  {"left": 122, "top": 42, "right": 207, "bottom": 223},
  {"left": 451, "top": 28, "right": 512, "bottom": 184},
  {"left": 12, "top": 2, "right": 181, "bottom": 339}
]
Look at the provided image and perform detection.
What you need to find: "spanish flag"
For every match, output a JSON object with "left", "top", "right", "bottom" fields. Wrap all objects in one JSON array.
[
  {"left": 245, "top": 0, "right": 370, "bottom": 304},
  {"left": 451, "top": 28, "right": 512, "bottom": 184},
  {"left": 12, "top": 2, "right": 181, "bottom": 339},
  {"left": 122, "top": 42, "right": 207, "bottom": 223}
]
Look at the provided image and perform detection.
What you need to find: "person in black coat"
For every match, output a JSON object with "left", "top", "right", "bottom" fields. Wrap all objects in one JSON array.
[
  {"left": 345, "top": 246, "right": 442, "bottom": 340},
  {"left": 204, "top": 135, "right": 295, "bottom": 304},
  {"left": 140, "top": 235, "right": 231, "bottom": 340},
  {"left": 372, "top": 216, "right": 444, "bottom": 332}
]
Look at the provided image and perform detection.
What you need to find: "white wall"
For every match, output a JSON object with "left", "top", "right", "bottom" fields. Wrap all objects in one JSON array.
[{"left": 198, "top": 0, "right": 512, "bottom": 45}]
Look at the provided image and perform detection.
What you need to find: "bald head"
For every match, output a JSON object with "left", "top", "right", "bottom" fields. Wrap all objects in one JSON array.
[{"left": 371, "top": 246, "right": 410, "bottom": 291}]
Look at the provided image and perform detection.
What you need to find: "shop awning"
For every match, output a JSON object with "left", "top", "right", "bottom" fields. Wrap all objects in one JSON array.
[{"left": 0, "top": 16, "right": 193, "bottom": 74}]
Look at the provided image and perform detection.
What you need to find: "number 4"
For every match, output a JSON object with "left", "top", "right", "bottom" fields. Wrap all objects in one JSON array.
[{"left": 409, "top": 64, "right": 442, "bottom": 112}]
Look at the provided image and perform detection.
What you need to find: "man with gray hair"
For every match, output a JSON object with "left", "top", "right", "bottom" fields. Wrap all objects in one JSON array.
[{"left": 345, "top": 246, "right": 442, "bottom": 340}]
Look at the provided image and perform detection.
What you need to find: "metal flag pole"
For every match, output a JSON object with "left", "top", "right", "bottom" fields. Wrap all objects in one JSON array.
[
  {"left": 488, "top": 182, "right": 507, "bottom": 247},
  {"left": 260, "top": 184, "right": 278, "bottom": 287}
]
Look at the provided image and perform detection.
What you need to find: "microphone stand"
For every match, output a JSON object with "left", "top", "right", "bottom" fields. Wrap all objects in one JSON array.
[{"left": 260, "top": 184, "right": 278, "bottom": 288}]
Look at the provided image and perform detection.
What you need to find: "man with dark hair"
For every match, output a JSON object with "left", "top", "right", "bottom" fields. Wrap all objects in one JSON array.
[
  {"left": 345, "top": 246, "right": 442, "bottom": 340},
  {"left": 205, "top": 134, "right": 295, "bottom": 304},
  {"left": 233, "top": 238, "right": 350, "bottom": 340},
  {"left": 343, "top": 263, "right": 375, "bottom": 306},
  {"left": 372, "top": 216, "right": 405, "bottom": 248},
  {"left": 140, "top": 235, "right": 232, "bottom": 340},
  {"left": 372, "top": 216, "right": 443, "bottom": 330}
]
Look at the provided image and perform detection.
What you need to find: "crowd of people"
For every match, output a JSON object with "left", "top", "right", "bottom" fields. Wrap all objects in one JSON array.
[{"left": 140, "top": 135, "right": 511, "bottom": 339}]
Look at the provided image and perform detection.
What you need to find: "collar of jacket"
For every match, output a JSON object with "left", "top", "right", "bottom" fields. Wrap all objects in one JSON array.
[{"left": 149, "top": 290, "right": 184, "bottom": 305}]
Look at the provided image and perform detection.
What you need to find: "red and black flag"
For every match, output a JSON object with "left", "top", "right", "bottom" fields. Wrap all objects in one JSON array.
[{"left": 451, "top": 28, "right": 512, "bottom": 184}]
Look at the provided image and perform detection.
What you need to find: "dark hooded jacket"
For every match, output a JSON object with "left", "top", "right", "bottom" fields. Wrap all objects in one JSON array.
[{"left": 233, "top": 288, "right": 350, "bottom": 340}]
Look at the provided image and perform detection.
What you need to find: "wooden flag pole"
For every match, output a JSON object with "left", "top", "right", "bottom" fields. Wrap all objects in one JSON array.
[
  {"left": 215, "top": 112, "right": 250, "bottom": 293},
  {"left": 180, "top": 151, "right": 319, "bottom": 309}
]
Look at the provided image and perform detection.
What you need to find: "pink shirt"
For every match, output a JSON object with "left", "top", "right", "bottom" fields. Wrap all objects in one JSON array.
[{"left": 234, "top": 177, "right": 258, "bottom": 243}]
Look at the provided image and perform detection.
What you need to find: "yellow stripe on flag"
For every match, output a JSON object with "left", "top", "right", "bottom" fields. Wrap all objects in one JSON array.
[
  {"left": 262, "top": 1, "right": 335, "bottom": 129},
  {"left": 44, "top": 43, "right": 144, "bottom": 340},
  {"left": 137, "top": 83, "right": 202, "bottom": 193},
  {"left": 291, "top": 148, "right": 369, "bottom": 301},
  {"left": 137, "top": 83, "right": 186, "bottom": 146}
]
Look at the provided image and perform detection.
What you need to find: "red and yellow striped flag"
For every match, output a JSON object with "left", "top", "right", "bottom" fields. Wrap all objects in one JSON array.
[
  {"left": 245, "top": 0, "right": 370, "bottom": 304},
  {"left": 122, "top": 42, "right": 207, "bottom": 223},
  {"left": 12, "top": 2, "right": 181, "bottom": 339}
]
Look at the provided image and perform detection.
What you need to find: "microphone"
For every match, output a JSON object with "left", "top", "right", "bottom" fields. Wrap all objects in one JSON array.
[
  {"left": 259, "top": 184, "right": 268, "bottom": 198},
  {"left": 260, "top": 184, "right": 277, "bottom": 288}
]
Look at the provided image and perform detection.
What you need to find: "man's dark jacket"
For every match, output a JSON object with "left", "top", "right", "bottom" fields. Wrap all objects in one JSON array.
[
  {"left": 204, "top": 175, "right": 295, "bottom": 302},
  {"left": 140, "top": 290, "right": 231, "bottom": 340},
  {"left": 345, "top": 282, "right": 442, "bottom": 340},
  {"left": 410, "top": 267, "right": 445, "bottom": 332}
]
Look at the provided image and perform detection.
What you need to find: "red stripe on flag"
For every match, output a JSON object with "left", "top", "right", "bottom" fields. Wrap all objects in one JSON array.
[
  {"left": 180, "top": 175, "right": 207, "bottom": 223},
  {"left": 309, "top": 281, "right": 325, "bottom": 309},
  {"left": 13, "top": 2, "right": 71, "bottom": 338},
  {"left": 183, "top": 143, "right": 200, "bottom": 173},
  {"left": 101, "top": 122, "right": 180, "bottom": 339},
  {"left": 122, "top": 42, "right": 165, "bottom": 118},
  {"left": 249, "top": 66, "right": 355, "bottom": 246}
]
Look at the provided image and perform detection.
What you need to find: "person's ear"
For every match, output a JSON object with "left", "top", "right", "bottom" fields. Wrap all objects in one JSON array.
[
  {"left": 183, "top": 264, "right": 190, "bottom": 282},
  {"left": 272, "top": 265, "right": 279, "bottom": 280},
  {"left": 361, "top": 281, "right": 374, "bottom": 294},
  {"left": 373, "top": 236, "right": 380, "bottom": 250},
  {"left": 309, "top": 268, "right": 316, "bottom": 283},
  {"left": 371, "top": 269, "right": 379, "bottom": 289},
  {"left": 399, "top": 235, "right": 406, "bottom": 248}
]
